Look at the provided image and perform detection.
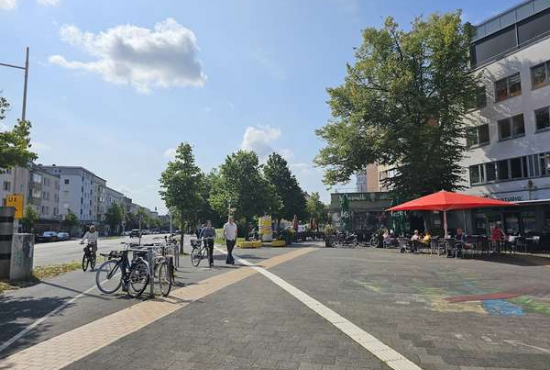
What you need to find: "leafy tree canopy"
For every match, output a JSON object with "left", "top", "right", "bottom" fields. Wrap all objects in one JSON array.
[
  {"left": 0, "top": 95, "right": 37, "bottom": 172},
  {"left": 315, "top": 12, "right": 479, "bottom": 201}
]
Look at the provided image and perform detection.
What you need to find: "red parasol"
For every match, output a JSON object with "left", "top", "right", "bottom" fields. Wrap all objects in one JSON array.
[{"left": 386, "top": 191, "right": 515, "bottom": 236}]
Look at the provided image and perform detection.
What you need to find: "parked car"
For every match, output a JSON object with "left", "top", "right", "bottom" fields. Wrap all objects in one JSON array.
[
  {"left": 57, "top": 232, "right": 70, "bottom": 240},
  {"left": 36, "top": 231, "right": 58, "bottom": 243},
  {"left": 129, "top": 229, "right": 141, "bottom": 238}
]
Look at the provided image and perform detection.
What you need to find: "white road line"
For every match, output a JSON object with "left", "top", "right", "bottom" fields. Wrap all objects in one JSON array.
[
  {"left": 0, "top": 274, "right": 115, "bottom": 355},
  {"left": 216, "top": 247, "right": 423, "bottom": 370}
]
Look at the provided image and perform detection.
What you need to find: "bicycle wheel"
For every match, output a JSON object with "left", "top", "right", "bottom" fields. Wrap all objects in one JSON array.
[
  {"left": 157, "top": 262, "right": 172, "bottom": 297},
  {"left": 96, "top": 259, "right": 122, "bottom": 294},
  {"left": 190, "top": 247, "right": 203, "bottom": 267},
  {"left": 82, "top": 254, "right": 89, "bottom": 272},
  {"left": 128, "top": 261, "right": 149, "bottom": 298}
]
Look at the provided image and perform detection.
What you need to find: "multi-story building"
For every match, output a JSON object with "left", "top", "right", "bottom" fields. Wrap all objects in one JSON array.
[
  {"left": 43, "top": 165, "right": 107, "bottom": 223},
  {"left": 355, "top": 171, "right": 368, "bottom": 192},
  {"left": 0, "top": 166, "right": 31, "bottom": 208},
  {"left": 461, "top": 0, "right": 550, "bottom": 235},
  {"left": 28, "top": 165, "right": 61, "bottom": 221}
]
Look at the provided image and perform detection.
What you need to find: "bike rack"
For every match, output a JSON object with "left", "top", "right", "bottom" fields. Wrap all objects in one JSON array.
[{"left": 147, "top": 248, "right": 155, "bottom": 299}]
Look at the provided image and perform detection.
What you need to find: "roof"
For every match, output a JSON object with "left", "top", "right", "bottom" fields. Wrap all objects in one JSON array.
[
  {"left": 472, "top": 0, "right": 550, "bottom": 42},
  {"left": 41, "top": 165, "right": 106, "bottom": 182}
]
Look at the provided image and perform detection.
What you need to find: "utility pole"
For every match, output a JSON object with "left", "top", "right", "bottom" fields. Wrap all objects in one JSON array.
[{"left": 1, "top": 47, "right": 30, "bottom": 233}]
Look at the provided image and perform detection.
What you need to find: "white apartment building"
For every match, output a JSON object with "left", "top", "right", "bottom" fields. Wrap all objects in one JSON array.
[
  {"left": 28, "top": 165, "right": 61, "bottom": 220},
  {"left": 43, "top": 165, "right": 106, "bottom": 222},
  {"left": 461, "top": 0, "right": 550, "bottom": 235}
]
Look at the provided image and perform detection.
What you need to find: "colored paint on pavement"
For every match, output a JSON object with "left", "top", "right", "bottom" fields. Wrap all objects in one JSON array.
[{"left": 483, "top": 299, "right": 524, "bottom": 317}]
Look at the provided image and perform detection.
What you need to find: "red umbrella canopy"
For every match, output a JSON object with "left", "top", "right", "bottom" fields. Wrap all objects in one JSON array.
[{"left": 386, "top": 191, "right": 516, "bottom": 212}]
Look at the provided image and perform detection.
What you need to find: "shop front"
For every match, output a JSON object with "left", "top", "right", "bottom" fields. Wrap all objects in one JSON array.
[{"left": 328, "top": 192, "right": 393, "bottom": 235}]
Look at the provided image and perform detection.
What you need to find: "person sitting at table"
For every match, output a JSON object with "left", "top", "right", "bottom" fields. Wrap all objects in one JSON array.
[
  {"left": 410, "top": 230, "right": 421, "bottom": 253},
  {"left": 446, "top": 228, "right": 465, "bottom": 257},
  {"left": 421, "top": 230, "right": 432, "bottom": 246}
]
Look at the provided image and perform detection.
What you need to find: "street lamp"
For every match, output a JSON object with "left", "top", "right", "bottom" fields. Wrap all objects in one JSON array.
[{"left": 0, "top": 47, "right": 30, "bottom": 121}]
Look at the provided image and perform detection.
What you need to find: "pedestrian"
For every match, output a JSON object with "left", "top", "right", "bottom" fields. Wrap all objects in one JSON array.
[
  {"left": 491, "top": 222, "right": 506, "bottom": 253},
  {"left": 80, "top": 225, "right": 98, "bottom": 259},
  {"left": 200, "top": 221, "right": 216, "bottom": 268},
  {"left": 223, "top": 216, "right": 238, "bottom": 265}
]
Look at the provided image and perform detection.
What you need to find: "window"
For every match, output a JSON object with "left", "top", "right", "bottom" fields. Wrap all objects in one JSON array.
[
  {"left": 540, "top": 153, "right": 550, "bottom": 176},
  {"left": 518, "top": 8, "right": 550, "bottom": 46},
  {"left": 495, "top": 73, "right": 522, "bottom": 102},
  {"left": 535, "top": 107, "right": 550, "bottom": 131},
  {"left": 33, "top": 173, "right": 42, "bottom": 184},
  {"left": 497, "top": 160, "right": 509, "bottom": 180},
  {"left": 64, "top": 179, "right": 69, "bottom": 185},
  {"left": 531, "top": 61, "right": 550, "bottom": 89},
  {"left": 471, "top": 26, "right": 516, "bottom": 67},
  {"left": 469, "top": 165, "right": 485, "bottom": 185},
  {"left": 498, "top": 114, "right": 525, "bottom": 140},
  {"left": 466, "top": 124, "right": 490, "bottom": 147},
  {"left": 2, "top": 181, "right": 11, "bottom": 191},
  {"left": 485, "top": 163, "right": 496, "bottom": 182},
  {"left": 32, "top": 189, "right": 41, "bottom": 198},
  {"left": 510, "top": 157, "right": 524, "bottom": 179},
  {"left": 41, "top": 206, "right": 45, "bottom": 215}
]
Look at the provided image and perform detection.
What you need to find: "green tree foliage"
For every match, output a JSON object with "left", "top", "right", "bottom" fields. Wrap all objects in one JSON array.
[
  {"left": 263, "top": 153, "right": 307, "bottom": 224},
  {"left": 315, "top": 12, "right": 479, "bottom": 201},
  {"left": 159, "top": 143, "right": 204, "bottom": 249},
  {"left": 0, "top": 95, "right": 37, "bottom": 172},
  {"left": 21, "top": 205, "right": 38, "bottom": 232},
  {"left": 105, "top": 202, "right": 123, "bottom": 234},
  {"left": 209, "top": 151, "right": 282, "bottom": 235},
  {"left": 306, "top": 192, "right": 328, "bottom": 230},
  {"left": 62, "top": 209, "right": 79, "bottom": 228}
]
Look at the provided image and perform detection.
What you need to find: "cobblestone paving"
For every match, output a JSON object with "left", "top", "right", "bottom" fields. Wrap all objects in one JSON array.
[
  {"left": 62, "top": 272, "right": 390, "bottom": 370},
  {"left": 269, "top": 248, "right": 550, "bottom": 370}
]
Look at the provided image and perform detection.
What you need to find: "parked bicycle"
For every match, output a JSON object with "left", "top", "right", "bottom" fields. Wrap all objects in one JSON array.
[
  {"left": 81, "top": 243, "right": 97, "bottom": 272},
  {"left": 331, "top": 232, "right": 358, "bottom": 248},
  {"left": 95, "top": 243, "right": 150, "bottom": 298}
]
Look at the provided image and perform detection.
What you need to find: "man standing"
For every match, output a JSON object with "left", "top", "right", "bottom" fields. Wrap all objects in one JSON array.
[{"left": 223, "top": 216, "right": 237, "bottom": 265}]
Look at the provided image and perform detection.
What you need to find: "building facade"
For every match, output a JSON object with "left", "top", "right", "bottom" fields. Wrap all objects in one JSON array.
[
  {"left": 461, "top": 0, "right": 550, "bottom": 236},
  {"left": 28, "top": 165, "right": 61, "bottom": 221},
  {"left": 0, "top": 166, "right": 30, "bottom": 209},
  {"left": 43, "top": 165, "right": 107, "bottom": 223}
]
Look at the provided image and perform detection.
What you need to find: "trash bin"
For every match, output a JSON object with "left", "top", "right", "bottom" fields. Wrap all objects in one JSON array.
[
  {"left": 0, "top": 207, "right": 15, "bottom": 279},
  {"left": 10, "top": 233, "right": 34, "bottom": 280}
]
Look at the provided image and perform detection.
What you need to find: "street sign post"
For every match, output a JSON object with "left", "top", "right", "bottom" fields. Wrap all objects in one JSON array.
[{"left": 6, "top": 194, "right": 24, "bottom": 219}]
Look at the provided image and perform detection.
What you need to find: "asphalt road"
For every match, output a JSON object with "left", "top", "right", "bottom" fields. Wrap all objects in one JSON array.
[{"left": 33, "top": 234, "right": 192, "bottom": 267}]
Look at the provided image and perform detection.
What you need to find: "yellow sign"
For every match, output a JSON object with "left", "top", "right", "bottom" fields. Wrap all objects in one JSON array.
[{"left": 6, "top": 194, "right": 24, "bottom": 219}]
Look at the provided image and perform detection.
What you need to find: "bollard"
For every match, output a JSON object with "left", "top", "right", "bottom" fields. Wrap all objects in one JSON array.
[
  {"left": 10, "top": 233, "right": 34, "bottom": 280},
  {"left": 148, "top": 248, "right": 155, "bottom": 299},
  {"left": 0, "top": 207, "right": 15, "bottom": 279}
]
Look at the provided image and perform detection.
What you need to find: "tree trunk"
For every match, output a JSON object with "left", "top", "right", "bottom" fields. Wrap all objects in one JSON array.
[{"left": 180, "top": 215, "right": 185, "bottom": 254}]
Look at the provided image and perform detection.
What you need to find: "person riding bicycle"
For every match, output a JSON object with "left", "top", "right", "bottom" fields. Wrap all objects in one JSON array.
[
  {"left": 80, "top": 225, "right": 98, "bottom": 259},
  {"left": 200, "top": 221, "right": 216, "bottom": 268}
]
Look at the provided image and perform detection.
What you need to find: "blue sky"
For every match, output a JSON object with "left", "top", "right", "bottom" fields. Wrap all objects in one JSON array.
[{"left": 0, "top": 0, "right": 520, "bottom": 213}]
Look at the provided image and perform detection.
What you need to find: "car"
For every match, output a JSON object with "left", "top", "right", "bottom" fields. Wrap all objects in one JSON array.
[
  {"left": 57, "top": 232, "right": 70, "bottom": 240},
  {"left": 129, "top": 229, "right": 141, "bottom": 238},
  {"left": 36, "top": 231, "right": 58, "bottom": 243}
]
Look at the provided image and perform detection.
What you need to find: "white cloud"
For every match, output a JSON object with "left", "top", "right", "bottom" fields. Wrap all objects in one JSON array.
[
  {"left": 31, "top": 141, "right": 51, "bottom": 152},
  {"left": 163, "top": 147, "right": 176, "bottom": 159},
  {"left": 240, "top": 125, "right": 294, "bottom": 161},
  {"left": 37, "top": 0, "right": 62, "bottom": 6},
  {"left": 49, "top": 18, "right": 206, "bottom": 93},
  {"left": 0, "top": 0, "right": 63, "bottom": 9},
  {"left": 0, "top": 0, "right": 18, "bottom": 9}
]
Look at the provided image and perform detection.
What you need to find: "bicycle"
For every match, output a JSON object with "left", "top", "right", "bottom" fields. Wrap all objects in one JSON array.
[
  {"left": 190, "top": 237, "right": 213, "bottom": 267},
  {"left": 81, "top": 243, "right": 97, "bottom": 272},
  {"left": 95, "top": 243, "right": 150, "bottom": 298}
]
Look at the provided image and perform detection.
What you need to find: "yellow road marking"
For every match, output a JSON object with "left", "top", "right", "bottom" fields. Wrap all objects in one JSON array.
[{"left": 0, "top": 247, "right": 315, "bottom": 370}]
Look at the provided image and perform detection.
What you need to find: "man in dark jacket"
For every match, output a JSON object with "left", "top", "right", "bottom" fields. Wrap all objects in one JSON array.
[{"left": 200, "top": 221, "right": 216, "bottom": 268}]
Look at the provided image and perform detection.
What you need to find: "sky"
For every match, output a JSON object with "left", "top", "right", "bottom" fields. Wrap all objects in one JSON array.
[{"left": 0, "top": 0, "right": 521, "bottom": 213}]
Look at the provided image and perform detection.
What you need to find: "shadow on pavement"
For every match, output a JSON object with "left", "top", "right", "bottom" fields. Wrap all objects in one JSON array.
[
  {"left": 40, "top": 281, "right": 111, "bottom": 301},
  {"left": 0, "top": 295, "right": 74, "bottom": 359},
  {"left": 472, "top": 254, "right": 550, "bottom": 267}
]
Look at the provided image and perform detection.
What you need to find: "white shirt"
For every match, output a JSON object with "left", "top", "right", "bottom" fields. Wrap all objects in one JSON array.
[
  {"left": 223, "top": 222, "right": 238, "bottom": 241},
  {"left": 82, "top": 231, "right": 98, "bottom": 244}
]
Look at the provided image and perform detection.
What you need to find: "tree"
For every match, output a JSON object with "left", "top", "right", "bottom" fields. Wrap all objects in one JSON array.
[
  {"left": 0, "top": 95, "right": 37, "bottom": 172},
  {"left": 209, "top": 151, "right": 281, "bottom": 237},
  {"left": 315, "top": 12, "right": 478, "bottom": 201},
  {"left": 159, "top": 143, "right": 204, "bottom": 251},
  {"left": 62, "top": 209, "right": 79, "bottom": 228},
  {"left": 105, "top": 203, "right": 123, "bottom": 235},
  {"left": 263, "top": 153, "right": 307, "bottom": 228},
  {"left": 306, "top": 192, "right": 328, "bottom": 231},
  {"left": 21, "top": 206, "right": 38, "bottom": 233}
]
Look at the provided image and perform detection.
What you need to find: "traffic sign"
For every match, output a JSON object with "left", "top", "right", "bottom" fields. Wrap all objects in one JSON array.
[{"left": 6, "top": 194, "right": 24, "bottom": 219}]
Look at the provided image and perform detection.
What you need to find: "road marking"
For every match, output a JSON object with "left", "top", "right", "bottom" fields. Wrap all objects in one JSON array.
[
  {"left": 0, "top": 248, "right": 314, "bottom": 370},
  {"left": 223, "top": 248, "right": 424, "bottom": 370}
]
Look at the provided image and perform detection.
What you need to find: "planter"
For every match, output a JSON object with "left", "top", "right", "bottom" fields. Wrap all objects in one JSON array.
[
  {"left": 271, "top": 239, "right": 286, "bottom": 247},
  {"left": 236, "top": 238, "right": 262, "bottom": 248}
]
